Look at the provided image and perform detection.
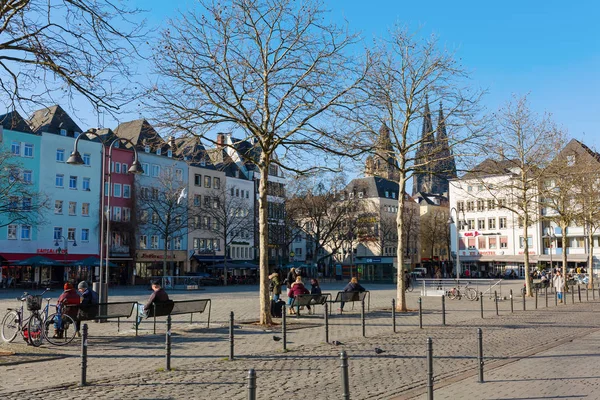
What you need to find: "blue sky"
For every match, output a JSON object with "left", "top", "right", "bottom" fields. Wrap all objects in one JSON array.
[{"left": 97, "top": 0, "right": 598, "bottom": 149}]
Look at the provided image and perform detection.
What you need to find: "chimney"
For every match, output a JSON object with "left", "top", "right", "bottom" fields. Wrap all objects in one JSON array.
[
  {"left": 168, "top": 136, "right": 176, "bottom": 149},
  {"left": 216, "top": 133, "right": 225, "bottom": 146}
]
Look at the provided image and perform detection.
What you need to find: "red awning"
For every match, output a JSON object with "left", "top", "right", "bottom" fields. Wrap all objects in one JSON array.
[{"left": 1, "top": 253, "right": 98, "bottom": 264}]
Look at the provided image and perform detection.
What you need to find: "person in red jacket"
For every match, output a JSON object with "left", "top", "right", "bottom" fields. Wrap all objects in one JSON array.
[
  {"left": 287, "top": 276, "right": 309, "bottom": 315},
  {"left": 54, "top": 282, "right": 80, "bottom": 338}
]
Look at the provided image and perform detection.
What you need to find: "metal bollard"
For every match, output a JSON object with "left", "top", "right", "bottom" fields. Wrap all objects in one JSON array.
[
  {"left": 494, "top": 291, "right": 499, "bottom": 316},
  {"left": 441, "top": 295, "right": 446, "bottom": 326},
  {"left": 587, "top": 285, "right": 589, "bottom": 302},
  {"left": 229, "top": 311, "right": 234, "bottom": 361},
  {"left": 392, "top": 299, "right": 396, "bottom": 333},
  {"left": 418, "top": 297, "right": 423, "bottom": 329},
  {"left": 247, "top": 369, "right": 257, "bottom": 400},
  {"left": 340, "top": 351, "right": 350, "bottom": 400},
  {"left": 477, "top": 328, "right": 484, "bottom": 383},
  {"left": 282, "top": 306, "right": 287, "bottom": 351},
  {"left": 480, "top": 293, "right": 484, "bottom": 319},
  {"left": 593, "top": 284, "right": 596, "bottom": 300},
  {"left": 510, "top": 289, "right": 513, "bottom": 313},
  {"left": 578, "top": 284, "right": 582, "bottom": 303},
  {"left": 80, "top": 323, "right": 88, "bottom": 386},
  {"left": 522, "top": 289, "right": 526, "bottom": 311},
  {"left": 324, "top": 302, "right": 329, "bottom": 343},
  {"left": 426, "top": 337, "right": 434, "bottom": 400},
  {"left": 535, "top": 289, "right": 538, "bottom": 309},
  {"left": 361, "top": 299, "right": 366, "bottom": 337},
  {"left": 571, "top": 285, "right": 575, "bottom": 304},
  {"left": 166, "top": 315, "right": 172, "bottom": 371},
  {"left": 555, "top": 291, "right": 558, "bottom": 306}
]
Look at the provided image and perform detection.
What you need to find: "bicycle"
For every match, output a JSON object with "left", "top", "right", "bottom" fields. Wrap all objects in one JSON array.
[
  {"left": 446, "top": 281, "right": 478, "bottom": 301},
  {"left": 1, "top": 288, "right": 51, "bottom": 347},
  {"left": 42, "top": 303, "right": 78, "bottom": 346},
  {"left": 405, "top": 280, "right": 414, "bottom": 292}
]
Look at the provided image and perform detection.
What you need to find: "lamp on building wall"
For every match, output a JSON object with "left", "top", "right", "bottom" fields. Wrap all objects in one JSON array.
[
  {"left": 448, "top": 207, "right": 466, "bottom": 281},
  {"left": 67, "top": 133, "right": 143, "bottom": 304}
]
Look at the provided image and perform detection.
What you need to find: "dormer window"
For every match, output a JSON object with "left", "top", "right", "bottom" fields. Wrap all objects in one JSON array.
[
  {"left": 167, "top": 149, "right": 172, "bottom": 158},
  {"left": 74, "top": 132, "right": 80, "bottom": 138},
  {"left": 156, "top": 148, "right": 161, "bottom": 155},
  {"left": 392, "top": 192, "right": 396, "bottom": 199},
  {"left": 385, "top": 191, "right": 389, "bottom": 198},
  {"left": 358, "top": 192, "right": 364, "bottom": 198},
  {"left": 60, "top": 129, "right": 67, "bottom": 136},
  {"left": 200, "top": 159, "right": 206, "bottom": 166},
  {"left": 114, "top": 141, "right": 120, "bottom": 148},
  {"left": 145, "top": 145, "right": 150, "bottom": 153}
]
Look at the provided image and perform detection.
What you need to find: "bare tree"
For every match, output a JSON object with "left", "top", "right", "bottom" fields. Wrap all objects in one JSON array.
[
  {"left": 420, "top": 209, "right": 449, "bottom": 267},
  {"left": 0, "top": 150, "right": 48, "bottom": 227},
  {"left": 201, "top": 185, "right": 254, "bottom": 284},
  {"left": 478, "top": 95, "right": 566, "bottom": 296},
  {"left": 136, "top": 172, "right": 191, "bottom": 278},
  {"left": 360, "top": 27, "right": 483, "bottom": 311},
  {"left": 575, "top": 157, "right": 600, "bottom": 289},
  {"left": 0, "top": 0, "right": 145, "bottom": 113},
  {"left": 147, "top": 0, "right": 368, "bottom": 325},
  {"left": 374, "top": 213, "right": 398, "bottom": 259}
]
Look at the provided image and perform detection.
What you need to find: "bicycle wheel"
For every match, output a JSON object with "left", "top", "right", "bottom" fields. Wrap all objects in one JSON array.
[
  {"left": 28, "top": 314, "right": 43, "bottom": 347},
  {"left": 44, "top": 313, "right": 77, "bottom": 346},
  {"left": 1, "top": 311, "right": 20, "bottom": 342},
  {"left": 447, "top": 288, "right": 457, "bottom": 300},
  {"left": 465, "top": 288, "right": 478, "bottom": 301},
  {"left": 406, "top": 284, "right": 414, "bottom": 292}
]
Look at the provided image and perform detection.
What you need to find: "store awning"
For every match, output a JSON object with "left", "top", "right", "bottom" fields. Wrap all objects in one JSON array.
[
  {"left": 11, "top": 255, "right": 62, "bottom": 266},
  {"left": 190, "top": 254, "right": 233, "bottom": 263},
  {"left": 68, "top": 256, "right": 118, "bottom": 268},
  {"left": 2, "top": 253, "right": 100, "bottom": 265},
  {"left": 537, "top": 254, "right": 589, "bottom": 262},
  {"left": 209, "top": 261, "right": 258, "bottom": 270}
]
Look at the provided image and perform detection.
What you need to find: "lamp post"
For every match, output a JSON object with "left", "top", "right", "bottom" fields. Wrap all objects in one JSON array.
[
  {"left": 55, "top": 235, "right": 76, "bottom": 282},
  {"left": 67, "top": 134, "right": 143, "bottom": 303},
  {"left": 448, "top": 207, "right": 466, "bottom": 281},
  {"left": 543, "top": 227, "right": 556, "bottom": 271}
]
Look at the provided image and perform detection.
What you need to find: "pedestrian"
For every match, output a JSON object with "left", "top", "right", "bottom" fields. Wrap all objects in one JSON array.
[
  {"left": 285, "top": 267, "right": 297, "bottom": 289},
  {"left": 287, "top": 276, "right": 309, "bottom": 315},
  {"left": 435, "top": 266, "right": 442, "bottom": 290},
  {"left": 134, "top": 280, "right": 170, "bottom": 328},
  {"left": 554, "top": 270, "right": 564, "bottom": 303},
  {"left": 54, "top": 282, "right": 80, "bottom": 339},
  {"left": 268, "top": 270, "right": 282, "bottom": 302},
  {"left": 340, "top": 277, "right": 366, "bottom": 312},
  {"left": 75, "top": 281, "right": 99, "bottom": 336}
]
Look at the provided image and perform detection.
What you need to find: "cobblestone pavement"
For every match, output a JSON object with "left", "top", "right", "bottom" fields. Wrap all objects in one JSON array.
[{"left": 0, "top": 281, "right": 598, "bottom": 399}]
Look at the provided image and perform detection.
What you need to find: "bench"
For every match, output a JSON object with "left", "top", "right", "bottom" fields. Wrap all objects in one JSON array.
[
  {"left": 290, "top": 293, "right": 331, "bottom": 317},
  {"left": 142, "top": 299, "right": 212, "bottom": 334},
  {"left": 328, "top": 291, "right": 370, "bottom": 315},
  {"left": 65, "top": 301, "right": 137, "bottom": 332}
]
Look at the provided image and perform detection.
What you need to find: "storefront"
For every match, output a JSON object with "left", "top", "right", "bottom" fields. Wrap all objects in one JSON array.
[
  {"left": 354, "top": 256, "right": 397, "bottom": 283},
  {"left": 134, "top": 250, "right": 187, "bottom": 284}
]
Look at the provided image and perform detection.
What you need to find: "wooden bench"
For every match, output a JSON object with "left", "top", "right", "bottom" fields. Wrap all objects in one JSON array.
[
  {"left": 328, "top": 291, "right": 370, "bottom": 315},
  {"left": 290, "top": 293, "right": 331, "bottom": 317},
  {"left": 143, "top": 299, "right": 212, "bottom": 334},
  {"left": 65, "top": 301, "right": 137, "bottom": 332}
]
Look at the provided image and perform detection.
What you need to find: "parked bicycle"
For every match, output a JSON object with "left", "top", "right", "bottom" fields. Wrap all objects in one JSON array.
[
  {"left": 1, "top": 288, "right": 51, "bottom": 346},
  {"left": 446, "top": 281, "right": 478, "bottom": 301}
]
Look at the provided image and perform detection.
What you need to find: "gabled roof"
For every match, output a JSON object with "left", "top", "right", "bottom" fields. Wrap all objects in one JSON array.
[
  {"left": 29, "top": 105, "right": 82, "bottom": 136},
  {"left": 175, "top": 136, "right": 215, "bottom": 169},
  {"left": 460, "top": 158, "right": 520, "bottom": 180},
  {"left": 414, "top": 191, "right": 449, "bottom": 206},
  {"left": 346, "top": 176, "right": 403, "bottom": 199},
  {"left": 0, "top": 111, "right": 34, "bottom": 134},
  {"left": 114, "top": 119, "right": 164, "bottom": 149}
]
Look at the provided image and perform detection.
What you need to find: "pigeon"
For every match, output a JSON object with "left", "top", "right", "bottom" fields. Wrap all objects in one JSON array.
[
  {"left": 331, "top": 340, "right": 343, "bottom": 346},
  {"left": 273, "top": 336, "right": 282, "bottom": 342},
  {"left": 374, "top": 347, "right": 385, "bottom": 354}
]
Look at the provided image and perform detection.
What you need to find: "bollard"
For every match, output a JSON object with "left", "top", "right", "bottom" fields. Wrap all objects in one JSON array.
[
  {"left": 535, "top": 289, "right": 538, "bottom": 310},
  {"left": 229, "top": 311, "right": 234, "bottom": 361},
  {"left": 247, "top": 369, "right": 257, "bottom": 400},
  {"left": 578, "top": 284, "right": 581, "bottom": 303},
  {"left": 166, "top": 315, "right": 172, "bottom": 371},
  {"left": 441, "top": 295, "right": 446, "bottom": 326},
  {"left": 571, "top": 285, "right": 575, "bottom": 304},
  {"left": 392, "top": 299, "right": 396, "bottom": 333},
  {"left": 418, "top": 297, "right": 423, "bottom": 329},
  {"left": 593, "top": 284, "right": 596, "bottom": 300},
  {"left": 477, "top": 328, "right": 484, "bottom": 383},
  {"left": 587, "top": 285, "right": 589, "bottom": 302},
  {"left": 340, "top": 351, "right": 350, "bottom": 400},
  {"left": 555, "top": 291, "right": 558, "bottom": 306},
  {"left": 545, "top": 287, "right": 548, "bottom": 308},
  {"left": 480, "top": 293, "right": 484, "bottom": 319},
  {"left": 282, "top": 306, "right": 287, "bottom": 351},
  {"left": 324, "top": 302, "right": 330, "bottom": 343},
  {"left": 510, "top": 289, "right": 514, "bottom": 313},
  {"left": 494, "top": 291, "right": 499, "bottom": 316},
  {"left": 523, "top": 288, "right": 526, "bottom": 311},
  {"left": 361, "top": 299, "right": 366, "bottom": 337},
  {"left": 80, "top": 323, "right": 88, "bottom": 386},
  {"left": 426, "top": 337, "right": 434, "bottom": 400}
]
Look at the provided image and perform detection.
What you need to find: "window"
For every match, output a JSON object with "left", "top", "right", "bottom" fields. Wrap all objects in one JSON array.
[
  {"left": 167, "top": 149, "right": 172, "bottom": 158},
  {"left": 214, "top": 177, "right": 220, "bottom": 189},
  {"left": 152, "top": 212, "right": 159, "bottom": 224},
  {"left": 151, "top": 165, "right": 160, "bottom": 177},
  {"left": 194, "top": 195, "right": 201, "bottom": 206},
  {"left": 151, "top": 235, "right": 159, "bottom": 249},
  {"left": 82, "top": 203, "right": 89, "bottom": 216},
  {"left": 477, "top": 219, "right": 485, "bottom": 230},
  {"left": 104, "top": 182, "right": 109, "bottom": 196},
  {"left": 120, "top": 163, "right": 127, "bottom": 172},
  {"left": 487, "top": 199, "right": 495, "bottom": 210},
  {"left": 123, "top": 207, "right": 131, "bottom": 222},
  {"left": 156, "top": 148, "right": 161, "bottom": 155},
  {"left": 7, "top": 225, "right": 17, "bottom": 240},
  {"left": 60, "top": 128, "right": 67, "bottom": 136},
  {"left": 8, "top": 168, "right": 18, "bottom": 183},
  {"left": 489, "top": 237, "right": 497, "bottom": 249},
  {"left": 194, "top": 174, "right": 202, "bottom": 186},
  {"left": 519, "top": 236, "right": 533, "bottom": 248},
  {"left": 467, "top": 185, "right": 473, "bottom": 192},
  {"left": 56, "top": 149, "right": 65, "bottom": 162},
  {"left": 477, "top": 200, "right": 484, "bottom": 211},
  {"left": 69, "top": 201, "right": 77, "bottom": 216},
  {"left": 145, "top": 145, "right": 150, "bottom": 153},
  {"left": 468, "top": 238, "right": 476, "bottom": 249},
  {"left": 69, "top": 176, "right": 77, "bottom": 189},
  {"left": 175, "top": 168, "right": 183, "bottom": 181},
  {"left": 193, "top": 238, "right": 200, "bottom": 250},
  {"left": 235, "top": 188, "right": 239, "bottom": 197},
  {"left": 23, "top": 170, "right": 32, "bottom": 184},
  {"left": 81, "top": 229, "right": 89, "bottom": 242},
  {"left": 478, "top": 236, "right": 486, "bottom": 249},
  {"left": 498, "top": 198, "right": 506, "bottom": 209},
  {"left": 488, "top": 218, "right": 496, "bottom": 229},
  {"left": 204, "top": 197, "right": 211, "bottom": 208},
  {"left": 11, "top": 142, "right": 20, "bottom": 155},
  {"left": 391, "top": 192, "right": 396, "bottom": 199},
  {"left": 466, "top": 201, "right": 474, "bottom": 211},
  {"left": 8, "top": 196, "right": 17, "bottom": 210},
  {"left": 500, "top": 236, "right": 508, "bottom": 249},
  {"left": 499, "top": 217, "right": 507, "bottom": 229},
  {"left": 53, "top": 227, "right": 63, "bottom": 240},
  {"left": 142, "top": 163, "right": 150, "bottom": 176},
  {"left": 174, "top": 237, "right": 181, "bottom": 250},
  {"left": 24, "top": 143, "right": 33, "bottom": 157},
  {"left": 140, "top": 210, "right": 148, "bottom": 223},
  {"left": 123, "top": 184, "right": 131, "bottom": 198},
  {"left": 21, "top": 225, "right": 31, "bottom": 240},
  {"left": 55, "top": 200, "right": 63, "bottom": 214},
  {"left": 457, "top": 201, "right": 465, "bottom": 212},
  {"left": 113, "top": 207, "right": 121, "bottom": 222},
  {"left": 467, "top": 219, "right": 475, "bottom": 230},
  {"left": 567, "top": 154, "right": 576, "bottom": 166},
  {"left": 82, "top": 153, "right": 91, "bottom": 166},
  {"left": 115, "top": 162, "right": 121, "bottom": 173},
  {"left": 56, "top": 174, "right": 64, "bottom": 187},
  {"left": 82, "top": 177, "right": 90, "bottom": 191},
  {"left": 139, "top": 235, "right": 147, "bottom": 249},
  {"left": 246, "top": 191, "right": 249, "bottom": 199},
  {"left": 67, "top": 228, "right": 76, "bottom": 241},
  {"left": 204, "top": 176, "right": 211, "bottom": 188},
  {"left": 113, "top": 183, "right": 122, "bottom": 197}
]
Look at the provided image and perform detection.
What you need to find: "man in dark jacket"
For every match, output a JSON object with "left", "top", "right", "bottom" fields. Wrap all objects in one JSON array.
[
  {"left": 135, "top": 280, "right": 170, "bottom": 328},
  {"left": 75, "top": 281, "right": 99, "bottom": 335},
  {"left": 340, "top": 277, "right": 366, "bottom": 311}
]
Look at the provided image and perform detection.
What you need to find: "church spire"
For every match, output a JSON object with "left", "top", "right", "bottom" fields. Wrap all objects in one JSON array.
[
  {"left": 436, "top": 101, "right": 448, "bottom": 141},
  {"left": 421, "top": 94, "right": 434, "bottom": 145}
]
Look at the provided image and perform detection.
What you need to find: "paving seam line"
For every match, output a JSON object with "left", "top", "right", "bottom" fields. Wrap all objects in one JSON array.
[{"left": 388, "top": 326, "right": 600, "bottom": 400}]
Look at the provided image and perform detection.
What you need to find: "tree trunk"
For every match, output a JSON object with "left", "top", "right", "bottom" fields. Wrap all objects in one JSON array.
[
  {"left": 523, "top": 220, "right": 532, "bottom": 297},
  {"left": 258, "top": 162, "right": 272, "bottom": 325},
  {"left": 561, "top": 225, "right": 568, "bottom": 293},
  {"left": 395, "top": 174, "right": 407, "bottom": 312}
]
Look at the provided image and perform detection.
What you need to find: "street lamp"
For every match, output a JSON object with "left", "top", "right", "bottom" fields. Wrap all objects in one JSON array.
[
  {"left": 543, "top": 227, "right": 557, "bottom": 271},
  {"left": 448, "top": 207, "right": 466, "bottom": 281},
  {"left": 55, "top": 235, "right": 76, "bottom": 281},
  {"left": 67, "top": 133, "right": 143, "bottom": 304}
]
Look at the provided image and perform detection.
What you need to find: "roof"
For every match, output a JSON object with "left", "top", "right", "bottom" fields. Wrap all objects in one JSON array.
[
  {"left": 29, "top": 105, "right": 82, "bottom": 136},
  {"left": 414, "top": 191, "right": 449, "bottom": 206},
  {"left": 175, "top": 136, "right": 216, "bottom": 169},
  {"left": 345, "top": 176, "right": 406, "bottom": 199},
  {"left": 114, "top": 119, "right": 165, "bottom": 149},
  {"left": 0, "top": 111, "right": 34, "bottom": 134},
  {"left": 460, "top": 158, "right": 520, "bottom": 180}
]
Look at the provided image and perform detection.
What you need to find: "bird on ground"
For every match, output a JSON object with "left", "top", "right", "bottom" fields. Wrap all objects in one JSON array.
[
  {"left": 331, "top": 340, "right": 343, "bottom": 346},
  {"left": 375, "top": 347, "right": 385, "bottom": 354},
  {"left": 273, "top": 336, "right": 282, "bottom": 342}
]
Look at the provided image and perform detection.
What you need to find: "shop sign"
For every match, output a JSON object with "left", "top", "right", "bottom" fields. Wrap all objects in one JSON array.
[
  {"left": 37, "top": 248, "right": 68, "bottom": 254},
  {"left": 138, "top": 252, "right": 177, "bottom": 260},
  {"left": 464, "top": 231, "right": 480, "bottom": 237}
]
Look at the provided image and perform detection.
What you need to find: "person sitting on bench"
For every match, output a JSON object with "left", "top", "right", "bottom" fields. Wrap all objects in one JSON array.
[
  {"left": 134, "top": 280, "right": 170, "bottom": 328},
  {"left": 340, "top": 277, "right": 366, "bottom": 312}
]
